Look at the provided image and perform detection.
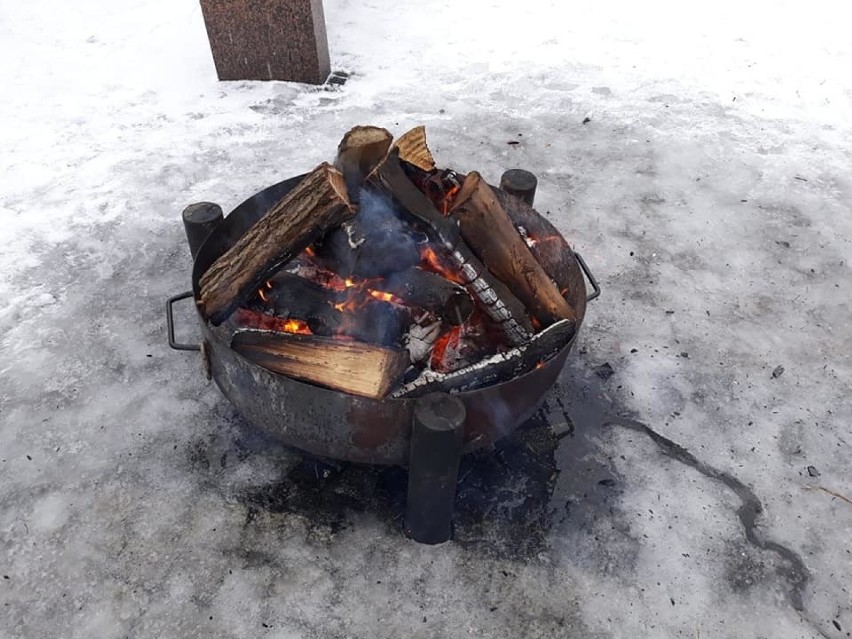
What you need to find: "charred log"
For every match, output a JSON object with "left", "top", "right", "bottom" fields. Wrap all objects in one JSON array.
[
  {"left": 250, "top": 273, "right": 408, "bottom": 347},
  {"left": 199, "top": 163, "right": 354, "bottom": 325},
  {"left": 392, "top": 319, "right": 575, "bottom": 398},
  {"left": 375, "top": 267, "right": 473, "bottom": 326}
]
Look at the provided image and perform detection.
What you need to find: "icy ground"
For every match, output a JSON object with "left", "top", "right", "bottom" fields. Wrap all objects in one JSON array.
[{"left": 1, "top": 0, "right": 851, "bottom": 636}]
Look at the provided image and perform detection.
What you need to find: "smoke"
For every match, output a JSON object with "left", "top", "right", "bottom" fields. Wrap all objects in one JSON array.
[{"left": 352, "top": 188, "right": 421, "bottom": 277}]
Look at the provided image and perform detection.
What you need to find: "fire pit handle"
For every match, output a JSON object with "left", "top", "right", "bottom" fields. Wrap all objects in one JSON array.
[
  {"left": 574, "top": 252, "right": 601, "bottom": 302},
  {"left": 166, "top": 291, "right": 201, "bottom": 351}
]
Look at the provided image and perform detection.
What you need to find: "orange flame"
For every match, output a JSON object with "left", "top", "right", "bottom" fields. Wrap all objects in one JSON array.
[
  {"left": 440, "top": 184, "right": 461, "bottom": 216},
  {"left": 281, "top": 318, "right": 312, "bottom": 335},
  {"left": 234, "top": 309, "right": 313, "bottom": 335},
  {"left": 368, "top": 289, "right": 403, "bottom": 304},
  {"left": 419, "top": 246, "right": 465, "bottom": 284}
]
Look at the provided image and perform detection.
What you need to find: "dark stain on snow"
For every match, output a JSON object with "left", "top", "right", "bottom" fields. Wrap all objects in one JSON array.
[{"left": 182, "top": 359, "right": 811, "bottom": 618}]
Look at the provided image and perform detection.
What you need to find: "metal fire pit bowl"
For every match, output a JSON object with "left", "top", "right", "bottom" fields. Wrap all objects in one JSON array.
[{"left": 167, "top": 174, "right": 599, "bottom": 465}]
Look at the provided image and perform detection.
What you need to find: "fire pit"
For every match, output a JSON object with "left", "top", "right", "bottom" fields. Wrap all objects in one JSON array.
[{"left": 166, "top": 126, "right": 598, "bottom": 467}]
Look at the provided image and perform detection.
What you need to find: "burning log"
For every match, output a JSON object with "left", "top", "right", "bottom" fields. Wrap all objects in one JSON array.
[
  {"left": 250, "top": 273, "right": 346, "bottom": 334},
  {"left": 367, "top": 150, "right": 533, "bottom": 346},
  {"left": 334, "top": 125, "right": 393, "bottom": 201},
  {"left": 391, "top": 319, "right": 575, "bottom": 399},
  {"left": 251, "top": 273, "right": 408, "bottom": 347},
  {"left": 232, "top": 330, "right": 409, "bottom": 399},
  {"left": 375, "top": 267, "right": 473, "bottom": 326},
  {"left": 450, "top": 171, "right": 577, "bottom": 330},
  {"left": 199, "top": 163, "right": 354, "bottom": 325}
]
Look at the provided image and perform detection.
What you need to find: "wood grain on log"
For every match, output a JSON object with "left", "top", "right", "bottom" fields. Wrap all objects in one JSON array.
[
  {"left": 232, "top": 329, "right": 408, "bottom": 399},
  {"left": 393, "top": 126, "right": 435, "bottom": 173},
  {"left": 199, "top": 163, "right": 354, "bottom": 325}
]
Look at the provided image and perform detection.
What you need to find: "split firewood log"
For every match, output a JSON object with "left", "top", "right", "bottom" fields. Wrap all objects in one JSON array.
[
  {"left": 392, "top": 125, "right": 435, "bottom": 173},
  {"left": 198, "top": 163, "right": 354, "bottom": 325},
  {"left": 334, "top": 125, "right": 393, "bottom": 201},
  {"left": 449, "top": 171, "right": 577, "bottom": 329},
  {"left": 232, "top": 330, "right": 408, "bottom": 399}
]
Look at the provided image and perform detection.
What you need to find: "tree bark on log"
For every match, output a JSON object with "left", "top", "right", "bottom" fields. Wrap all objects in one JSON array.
[
  {"left": 450, "top": 171, "right": 577, "bottom": 330},
  {"left": 232, "top": 329, "right": 408, "bottom": 399},
  {"left": 199, "top": 163, "right": 354, "bottom": 325}
]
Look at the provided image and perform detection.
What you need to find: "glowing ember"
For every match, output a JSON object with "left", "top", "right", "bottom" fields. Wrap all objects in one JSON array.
[
  {"left": 524, "top": 234, "right": 562, "bottom": 249},
  {"left": 419, "top": 246, "right": 465, "bottom": 284},
  {"left": 368, "top": 289, "right": 403, "bottom": 304},
  {"left": 234, "top": 309, "right": 313, "bottom": 335},
  {"left": 430, "top": 325, "right": 462, "bottom": 371}
]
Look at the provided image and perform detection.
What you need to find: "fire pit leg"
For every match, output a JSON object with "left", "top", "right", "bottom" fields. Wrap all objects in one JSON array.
[
  {"left": 182, "top": 202, "right": 224, "bottom": 260},
  {"left": 404, "top": 393, "right": 466, "bottom": 544},
  {"left": 499, "top": 169, "right": 538, "bottom": 206}
]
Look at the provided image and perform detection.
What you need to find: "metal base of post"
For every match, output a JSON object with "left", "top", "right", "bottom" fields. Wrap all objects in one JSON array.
[
  {"left": 404, "top": 393, "right": 466, "bottom": 544},
  {"left": 182, "top": 202, "right": 224, "bottom": 260}
]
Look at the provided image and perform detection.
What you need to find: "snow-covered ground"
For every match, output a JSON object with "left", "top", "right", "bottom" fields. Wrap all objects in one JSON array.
[{"left": 1, "top": 0, "right": 850, "bottom": 636}]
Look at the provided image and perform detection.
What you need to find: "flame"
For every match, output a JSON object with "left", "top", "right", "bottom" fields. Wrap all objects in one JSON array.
[
  {"left": 303, "top": 246, "right": 315, "bottom": 257},
  {"left": 256, "top": 280, "right": 274, "bottom": 304},
  {"left": 440, "top": 184, "right": 461, "bottom": 216},
  {"left": 234, "top": 309, "right": 312, "bottom": 335},
  {"left": 281, "top": 318, "right": 312, "bottom": 335},
  {"left": 368, "top": 289, "right": 403, "bottom": 304},
  {"left": 419, "top": 246, "right": 465, "bottom": 284}
]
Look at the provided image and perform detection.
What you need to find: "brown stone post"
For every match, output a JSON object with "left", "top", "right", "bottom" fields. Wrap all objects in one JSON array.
[{"left": 199, "top": 0, "right": 331, "bottom": 85}]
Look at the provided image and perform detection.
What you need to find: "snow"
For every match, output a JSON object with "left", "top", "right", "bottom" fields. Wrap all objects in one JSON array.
[{"left": 2, "top": 0, "right": 851, "bottom": 637}]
